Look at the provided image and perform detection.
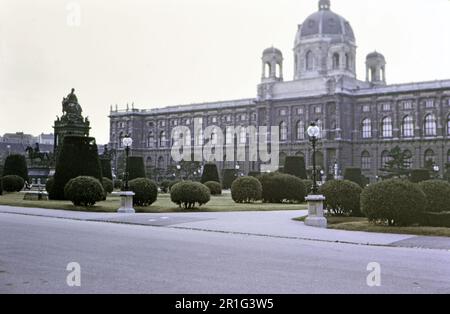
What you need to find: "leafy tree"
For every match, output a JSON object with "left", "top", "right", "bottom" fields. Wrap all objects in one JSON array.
[
  {"left": 3, "top": 154, "right": 29, "bottom": 182},
  {"left": 379, "top": 146, "right": 412, "bottom": 178},
  {"left": 51, "top": 136, "right": 102, "bottom": 200},
  {"left": 201, "top": 163, "right": 220, "bottom": 183},
  {"left": 284, "top": 156, "right": 307, "bottom": 179},
  {"left": 127, "top": 156, "right": 146, "bottom": 180},
  {"left": 100, "top": 158, "right": 113, "bottom": 180}
]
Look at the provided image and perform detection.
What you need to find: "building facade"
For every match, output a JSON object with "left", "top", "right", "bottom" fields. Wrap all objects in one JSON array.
[{"left": 109, "top": 0, "right": 450, "bottom": 181}]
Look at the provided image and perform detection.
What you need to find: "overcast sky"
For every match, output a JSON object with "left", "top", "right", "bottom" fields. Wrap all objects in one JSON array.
[{"left": 1, "top": 0, "right": 450, "bottom": 144}]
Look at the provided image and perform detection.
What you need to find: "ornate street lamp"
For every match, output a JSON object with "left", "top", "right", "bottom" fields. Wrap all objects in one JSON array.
[
  {"left": 304, "top": 121, "right": 327, "bottom": 228},
  {"left": 122, "top": 135, "right": 133, "bottom": 191},
  {"left": 307, "top": 122, "right": 320, "bottom": 194}
]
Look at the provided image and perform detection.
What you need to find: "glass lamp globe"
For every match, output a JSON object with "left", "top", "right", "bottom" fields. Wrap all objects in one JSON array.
[
  {"left": 122, "top": 136, "right": 133, "bottom": 148},
  {"left": 307, "top": 124, "right": 320, "bottom": 138}
]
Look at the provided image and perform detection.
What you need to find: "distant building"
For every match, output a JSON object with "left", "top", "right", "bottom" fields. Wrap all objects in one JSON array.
[
  {"left": 37, "top": 133, "right": 54, "bottom": 145},
  {"left": 2, "top": 132, "right": 35, "bottom": 145},
  {"left": 109, "top": 0, "right": 450, "bottom": 181}
]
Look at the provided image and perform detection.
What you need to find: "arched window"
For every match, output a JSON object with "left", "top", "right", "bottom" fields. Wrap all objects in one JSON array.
[
  {"left": 118, "top": 132, "right": 124, "bottom": 148},
  {"left": 157, "top": 156, "right": 164, "bottom": 169},
  {"left": 172, "top": 129, "right": 180, "bottom": 147},
  {"left": 424, "top": 114, "right": 437, "bottom": 136},
  {"left": 264, "top": 63, "right": 271, "bottom": 78},
  {"left": 345, "top": 53, "right": 350, "bottom": 70},
  {"left": 239, "top": 127, "right": 247, "bottom": 144},
  {"left": 362, "top": 118, "right": 372, "bottom": 139},
  {"left": 225, "top": 127, "right": 233, "bottom": 145},
  {"left": 361, "top": 151, "right": 371, "bottom": 170},
  {"left": 280, "top": 122, "right": 288, "bottom": 141},
  {"left": 306, "top": 51, "right": 313, "bottom": 71},
  {"left": 403, "top": 150, "right": 413, "bottom": 169},
  {"left": 147, "top": 132, "right": 154, "bottom": 148},
  {"left": 332, "top": 53, "right": 340, "bottom": 69},
  {"left": 402, "top": 116, "right": 414, "bottom": 137},
  {"left": 159, "top": 131, "right": 166, "bottom": 147},
  {"left": 381, "top": 150, "right": 392, "bottom": 168},
  {"left": 146, "top": 157, "right": 152, "bottom": 167},
  {"left": 424, "top": 149, "right": 435, "bottom": 166},
  {"left": 447, "top": 115, "right": 450, "bottom": 136},
  {"left": 296, "top": 121, "right": 305, "bottom": 140},
  {"left": 382, "top": 117, "right": 393, "bottom": 138},
  {"left": 196, "top": 128, "right": 203, "bottom": 146},
  {"left": 316, "top": 119, "right": 323, "bottom": 139}
]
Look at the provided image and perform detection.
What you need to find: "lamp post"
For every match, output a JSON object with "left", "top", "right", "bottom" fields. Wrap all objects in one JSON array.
[
  {"left": 307, "top": 122, "right": 320, "bottom": 194},
  {"left": 304, "top": 122, "right": 327, "bottom": 228},
  {"left": 122, "top": 135, "right": 133, "bottom": 191}
]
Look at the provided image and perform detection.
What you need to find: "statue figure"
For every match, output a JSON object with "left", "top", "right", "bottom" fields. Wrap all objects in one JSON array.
[{"left": 62, "top": 88, "right": 83, "bottom": 122}]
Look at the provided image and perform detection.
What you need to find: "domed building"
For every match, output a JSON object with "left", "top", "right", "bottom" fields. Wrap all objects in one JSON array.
[{"left": 110, "top": 0, "right": 450, "bottom": 182}]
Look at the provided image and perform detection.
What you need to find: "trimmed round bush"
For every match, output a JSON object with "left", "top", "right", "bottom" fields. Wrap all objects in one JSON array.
[
  {"left": 1, "top": 175, "right": 24, "bottom": 192},
  {"left": 168, "top": 180, "right": 181, "bottom": 192},
  {"left": 204, "top": 181, "right": 222, "bottom": 195},
  {"left": 3, "top": 154, "right": 29, "bottom": 182},
  {"left": 231, "top": 176, "right": 262, "bottom": 203},
  {"left": 113, "top": 179, "right": 123, "bottom": 190},
  {"left": 302, "top": 179, "right": 313, "bottom": 195},
  {"left": 410, "top": 169, "right": 431, "bottom": 183},
  {"left": 102, "top": 177, "right": 114, "bottom": 194},
  {"left": 201, "top": 163, "right": 220, "bottom": 184},
  {"left": 361, "top": 179, "right": 426, "bottom": 226},
  {"left": 129, "top": 178, "right": 158, "bottom": 207},
  {"left": 418, "top": 180, "right": 450, "bottom": 213},
  {"left": 45, "top": 177, "right": 55, "bottom": 194},
  {"left": 319, "top": 180, "right": 363, "bottom": 216},
  {"left": 170, "top": 181, "right": 210, "bottom": 209},
  {"left": 258, "top": 173, "right": 305, "bottom": 203},
  {"left": 64, "top": 176, "right": 105, "bottom": 207},
  {"left": 160, "top": 180, "right": 171, "bottom": 193}
]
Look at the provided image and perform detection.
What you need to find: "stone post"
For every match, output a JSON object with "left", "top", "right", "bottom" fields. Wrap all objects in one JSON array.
[
  {"left": 113, "top": 191, "right": 136, "bottom": 214},
  {"left": 305, "top": 195, "right": 327, "bottom": 228}
]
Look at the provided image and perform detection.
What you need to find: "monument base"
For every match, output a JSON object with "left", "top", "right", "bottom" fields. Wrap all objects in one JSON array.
[
  {"left": 304, "top": 194, "right": 327, "bottom": 229},
  {"left": 112, "top": 191, "right": 136, "bottom": 214},
  {"left": 22, "top": 191, "right": 49, "bottom": 201}
]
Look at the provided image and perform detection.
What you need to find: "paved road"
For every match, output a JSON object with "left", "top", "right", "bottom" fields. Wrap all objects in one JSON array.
[{"left": 0, "top": 212, "right": 449, "bottom": 294}]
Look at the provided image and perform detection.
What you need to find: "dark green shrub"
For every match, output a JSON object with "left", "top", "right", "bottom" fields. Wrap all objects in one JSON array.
[
  {"left": 170, "top": 181, "right": 210, "bottom": 209},
  {"left": 410, "top": 169, "right": 431, "bottom": 183},
  {"left": 100, "top": 158, "right": 113, "bottom": 180},
  {"left": 0, "top": 177, "right": 2, "bottom": 195},
  {"left": 231, "top": 176, "right": 262, "bottom": 203},
  {"left": 64, "top": 176, "right": 105, "bottom": 207},
  {"left": 302, "top": 179, "right": 313, "bottom": 195},
  {"left": 129, "top": 178, "right": 158, "bottom": 207},
  {"left": 114, "top": 179, "right": 123, "bottom": 190},
  {"left": 168, "top": 180, "right": 181, "bottom": 192},
  {"left": 361, "top": 179, "right": 426, "bottom": 226},
  {"left": 102, "top": 177, "right": 114, "bottom": 194},
  {"left": 204, "top": 181, "right": 222, "bottom": 195},
  {"left": 344, "top": 167, "right": 364, "bottom": 187},
  {"left": 284, "top": 156, "right": 307, "bottom": 179},
  {"left": 201, "top": 163, "right": 220, "bottom": 183},
  {"left": 45, "top": 177, "right": 55, "bottom": 194},
  {"left": 1, "top": 175, "right": 24, "bottom": 192},
  {"left": 51, "top": 136, "right": 102, "bottom": 200},
  {"left": 160, "top": 180, "right": 171, "bottom": 193},
  {"left": 127, "top": 156, "right": 146, "bottom": 180},
  {"left": 222, "top": 169, "right": 238, "bottom": 189},
  {"left": 420, "top": 212, "right": 450, "bottom": 228},
  {"left": 258, "top": 173, "right": 305, "bottom": 203},
  {"left": 3, "top": 154, "right": 29, "bottom": 182},
  {"left": 248, "top": 171, "right": 261, "bottom": 178},
  {"left": 319, "top": 180, "right": 363, "bottom": 216},
  {"left": 418, "top": 180, "right": 450, "bottom": 213}
]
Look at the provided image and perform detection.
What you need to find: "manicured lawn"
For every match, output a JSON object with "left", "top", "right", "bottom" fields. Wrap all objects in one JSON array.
[
  {"left": 294, "top": 215, "right": 450, "bottom": 237},
  {"left": 0, "top": 192, "right": 307, "bottom": 213}
]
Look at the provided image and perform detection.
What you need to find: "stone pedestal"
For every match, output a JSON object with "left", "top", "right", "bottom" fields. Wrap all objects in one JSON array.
[
  {"left": 305, "top": 194, "right": 327, "bottom": 228},
  {"left": 112, "top": 191, "right": 136, "bottom": 213}
]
